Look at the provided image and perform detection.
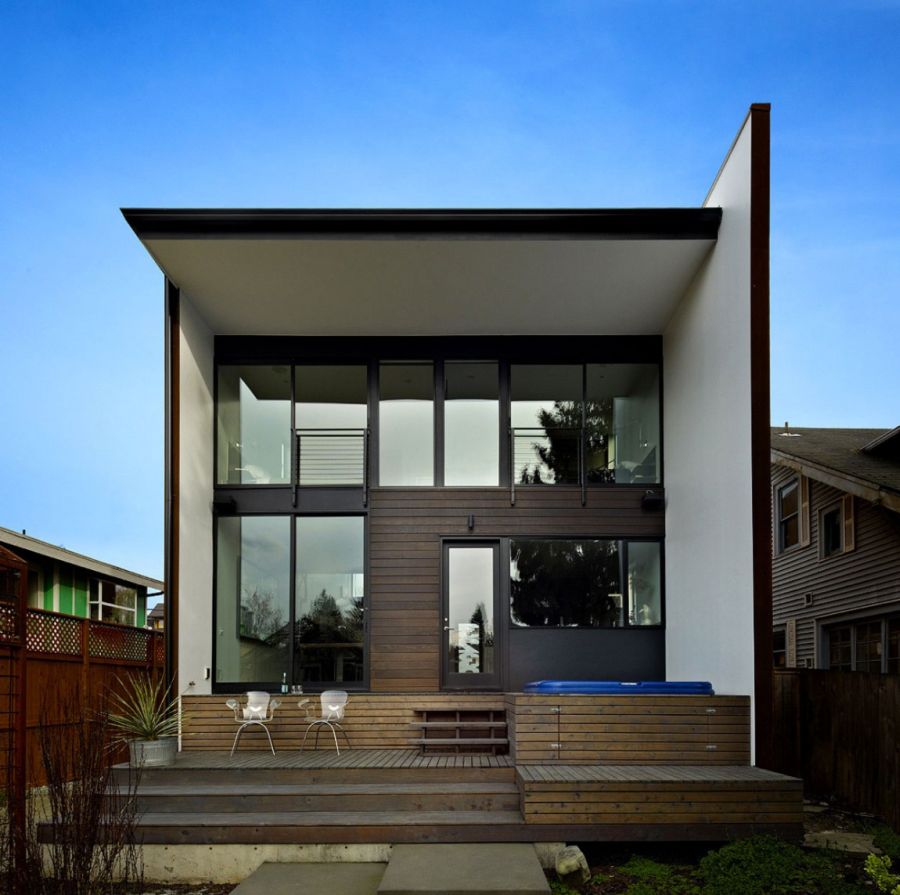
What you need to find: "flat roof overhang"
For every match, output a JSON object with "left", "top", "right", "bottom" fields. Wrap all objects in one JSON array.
[{"left": 123, "top": 208, "right": 721, "bottom": 337}]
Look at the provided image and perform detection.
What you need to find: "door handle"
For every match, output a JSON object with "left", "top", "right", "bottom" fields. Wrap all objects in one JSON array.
[{"left": 443, "top": 626, "right": 451, "bottom": 631}]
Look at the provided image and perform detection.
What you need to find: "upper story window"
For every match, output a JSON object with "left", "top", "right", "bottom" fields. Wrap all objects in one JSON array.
[
  {"left": 444, "top": 362, "right": 500, "bottom": 486},
  {"left": 510, "top": 363, "right": 660, "bottom": 486},
  {"left": 217, "top": 365, "right": 291, "bottom": 485},
  {"left": 776, "top": 480, "right": 799, "bottom": 552},
  {"left": 214, "top": 352, "right": 662, "bottom": 491},
  {"left": 819, "top": 496, "right": 854, "bottom": 558},
  {"left": 820, "top": 505, "right": 843, "bottom": 557},
  {"left": 296, "top": 365, "right": 368, "bottom": 486},
  {"left": 379, "top": 362, "right": 434, "bottom": 486}
]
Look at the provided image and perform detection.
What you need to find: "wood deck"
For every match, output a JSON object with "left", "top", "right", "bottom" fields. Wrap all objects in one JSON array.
[
  {"left": 78, "top": 748, "right": 805, "bottom": 846},
  {"left": 153, "top": 748, "right": 513, "bottom": 770}
]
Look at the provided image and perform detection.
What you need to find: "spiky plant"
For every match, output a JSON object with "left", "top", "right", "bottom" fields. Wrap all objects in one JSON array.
[{"left": 107, "top": 674, "right": 178, "bottom": 742}]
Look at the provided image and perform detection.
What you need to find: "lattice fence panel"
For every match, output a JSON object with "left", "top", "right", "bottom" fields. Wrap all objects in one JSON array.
[
  {"left": 26, "top": 610, "right": 82, "bottom": 655},
  {"left": 89, "top": 621, "right": 150, "bottom": 662},
  {"left": 0, "top": 599, "right": 19, "bottom": 644},
  {"left": 152, "top": 633, "right": 165, "bottom": 667}
]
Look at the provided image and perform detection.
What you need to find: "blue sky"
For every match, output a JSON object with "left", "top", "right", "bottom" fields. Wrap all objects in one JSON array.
[{"left": 1, "top": 1, "right": 898, "bottom": 580}]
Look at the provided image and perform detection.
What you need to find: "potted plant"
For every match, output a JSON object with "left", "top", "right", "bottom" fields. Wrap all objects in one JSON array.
[{"left": 108, "top": 673, "right": 179, "bottom": 767}]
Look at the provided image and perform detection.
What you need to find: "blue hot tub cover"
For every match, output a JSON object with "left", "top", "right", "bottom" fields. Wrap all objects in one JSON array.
[{"left": 523, "top": 680, "right": 714, "bottom": 695}]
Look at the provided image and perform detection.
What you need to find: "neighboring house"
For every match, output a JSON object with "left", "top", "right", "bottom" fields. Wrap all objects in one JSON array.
[
  {"left": 0, "top": 527, "right": 163, "bottom": 628},
  {"left": 771, "top": 426, "right": 900, "bottom": 670},
  {"left": 146, "top": 601, "right": 165, "bottom": 630},
  {"left": 123, "top": 105, "right": 774, "bottom": 760}
]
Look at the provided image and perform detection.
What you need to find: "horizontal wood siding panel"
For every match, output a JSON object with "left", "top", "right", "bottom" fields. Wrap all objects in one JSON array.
[
  {"left": 368, "top": 487, "right": 664, "bottom": 691},
  {"left": 518, "top": 765, "right": 802, "bottom": 826},
  {"left": 772, "top": 465, "right": 900, "bottom": 666},
  {"left": 182, "top": 693, "right": 505, "bottom": 751},
  {"left": 506, "top": 694, "right": 751, "bottom": 765}
]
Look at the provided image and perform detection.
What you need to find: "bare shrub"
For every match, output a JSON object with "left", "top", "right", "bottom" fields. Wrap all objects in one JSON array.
[{"left": 22, "top": 684, "right": 144, "bottom": 895}]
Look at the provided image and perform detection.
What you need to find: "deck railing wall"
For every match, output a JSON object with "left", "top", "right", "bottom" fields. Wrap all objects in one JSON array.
[
  {"left": 1, "top": 607, "right": 165, "bottom": 786},
  {"left": 772, "top": 669, "right": 900, "bottom": 828}
]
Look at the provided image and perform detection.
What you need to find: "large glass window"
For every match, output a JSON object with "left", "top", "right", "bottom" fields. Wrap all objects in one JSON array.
[
  {"left": 295, "top": 517, "right": 365, "bottom": 684},
  {"left": 379, "top": 362, "right": 434, "bottom": 485},
  {"left": 510, "top": 538, "right": 662, "bottom": 628},
  {"left": 586, "top": 364, "right": 660, "bottom": 484},
  {"left": 627, "top": 541, "right": 662, "bottom": 626},
  {"left": 445, "top": 362, "right": 499, "bottom": 486},
  {"left": 295, "top": 365, "right": 368, "bottom": 485},
  {"left": 510, "top": 365, "right": 582, "bottom": 484},
  {"left": 215, "top": 516, "right": 290, "bottom": 684},
  {"left": 510, "top": 539, "right": 623, "bottom": 627},
  {"left": 217, "top": 365, "right": 291, "bottom": 485}
]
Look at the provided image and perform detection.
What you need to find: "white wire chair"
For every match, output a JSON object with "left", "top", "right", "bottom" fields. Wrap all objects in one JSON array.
[
  {"left": 226, "top": 691, "right": 282, "bottom": 756},
  {"left": 299, "top": 690, "right": 350, "bottom": 754}
]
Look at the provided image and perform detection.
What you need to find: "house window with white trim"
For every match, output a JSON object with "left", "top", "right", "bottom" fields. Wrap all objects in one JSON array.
[{"left": 89, "top": 580, "right": 138, "bottom": 625}]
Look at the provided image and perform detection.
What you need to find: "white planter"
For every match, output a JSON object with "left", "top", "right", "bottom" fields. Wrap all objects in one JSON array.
[{"left": 129, "top": 736, "right": 177, "bottom": 767}]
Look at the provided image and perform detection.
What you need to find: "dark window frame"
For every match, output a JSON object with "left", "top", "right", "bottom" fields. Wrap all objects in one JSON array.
[
  {"left": 775, "top": 479, "right": 800, "bottom": 554},
  {"left": 211, "top": 510, "right": 370, "bottom": 694},
  {"left": 818, "top": 501, "right": 844, "bottom": 560},
  {"left": 507, "top": 535, "right": 665, "bottom": 631},
  {"left": 213, "top": 337, "right": 663, "bottom": 496}
]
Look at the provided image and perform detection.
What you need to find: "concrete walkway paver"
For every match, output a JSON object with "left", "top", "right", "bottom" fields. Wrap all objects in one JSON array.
[
  {"left": 377, "top": 844, "right": 550, "bottom": 895},
  {"left": 230, "top": 861, "right": 387, "bottom": 895}
]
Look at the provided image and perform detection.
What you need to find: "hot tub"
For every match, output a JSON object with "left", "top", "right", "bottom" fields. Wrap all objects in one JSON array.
[{"left": 522, "top": 680, "right": 714, "bottom": 695}]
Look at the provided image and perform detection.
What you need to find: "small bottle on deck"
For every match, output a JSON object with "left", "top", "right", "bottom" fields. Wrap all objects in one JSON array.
[{"left": 281, "top": 672, "right": 288, "bottom": 694}]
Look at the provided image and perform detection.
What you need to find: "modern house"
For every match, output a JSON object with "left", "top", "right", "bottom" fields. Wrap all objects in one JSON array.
[
  {"left": 0, "top": 527, "right": 162, "bottom": 628},
  {"left": 110, "top": 105, "right": 803, "bottom": 859},
  {"left": 772, "top": 425, "right": 900, "bottom": 670}
]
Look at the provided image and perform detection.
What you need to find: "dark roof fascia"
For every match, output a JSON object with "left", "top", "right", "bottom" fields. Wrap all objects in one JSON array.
[
  {"left": 121, "top": 207, "right": 722, "bottom": 241},
  {"left": 771, "top": 448, "right": 900, "bottom": 514}
]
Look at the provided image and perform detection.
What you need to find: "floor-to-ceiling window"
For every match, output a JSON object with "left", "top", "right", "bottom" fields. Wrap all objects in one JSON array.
[
  {"left": 295, "top": 516, "right": 365, "bottom": 684},
  {"left": 215, "top": 516, "right": 291, "bottom": 685}
]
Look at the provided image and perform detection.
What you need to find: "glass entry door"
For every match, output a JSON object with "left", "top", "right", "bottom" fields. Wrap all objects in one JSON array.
[{"left": 442, "top": 542, "right": 500, "bottom": 689}]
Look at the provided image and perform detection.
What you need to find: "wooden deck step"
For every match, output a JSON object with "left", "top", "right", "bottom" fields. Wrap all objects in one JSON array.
[
  {"left": 89, "top": 810, "right": 529, "bottom": 844},
  {"left": 124, "top": 781, "right": 521, "bottom": 813},
  {"left": 414, "top": 738, "right": 509, "bottom": 746}
]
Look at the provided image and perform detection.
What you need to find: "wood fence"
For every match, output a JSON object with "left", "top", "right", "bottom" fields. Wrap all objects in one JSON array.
[
  {"left": 772, "top": 669, "right": 900, "bottom": 829},
  {"left": 4, "top": 607, "right": 165, "bottom": 786}
]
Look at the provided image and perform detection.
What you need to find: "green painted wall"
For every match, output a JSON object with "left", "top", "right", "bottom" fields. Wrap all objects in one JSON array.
[
  {"left": 43, "top": 563, "right": 54, "bottom": 611},
  {"left": 57, "top": 567, "right": 73, "bottom": 615},
  {"left": 137, "top": 591, "right": 147, "bottom": 627},
  {"left": 73, "top": 574, "right": 88, "bottom": 618}
]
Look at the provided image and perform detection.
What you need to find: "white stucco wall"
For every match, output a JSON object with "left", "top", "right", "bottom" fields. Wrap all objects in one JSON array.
[
  {"left": 663, "top": 118, "right": 756, "bottom": 723},
  {"left": 178, "top": 294, "right": 215, "bottom": 695}
]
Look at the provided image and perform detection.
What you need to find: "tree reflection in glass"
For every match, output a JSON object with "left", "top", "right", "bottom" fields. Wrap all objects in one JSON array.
[
  {"left": 295, "top": 517, "right": 365, "bottom": 684},
  {"left": 447, "top": 547, "right": 495, "bottom": 674},
  {"left": 511, "top": 365, "right": 582, "bottom": 484},
  {"left": 510, "top": 539, "right": 623, "bottom": 628}
]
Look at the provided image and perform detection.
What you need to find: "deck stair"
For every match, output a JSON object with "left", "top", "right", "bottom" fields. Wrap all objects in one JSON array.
[
  {"left": 412, "top": 707, "right": 509, "bottom": 754},
  {"left": 66, "top": 750, "right": 523, "bottom": 845},
  {"left": 37, "top": 749, "right": 804, "bottom": 847}
]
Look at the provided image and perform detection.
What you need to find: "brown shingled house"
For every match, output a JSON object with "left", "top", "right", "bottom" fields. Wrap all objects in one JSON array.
[{"left": 771, "top": 425, "right": 900, "bottom": 670}]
